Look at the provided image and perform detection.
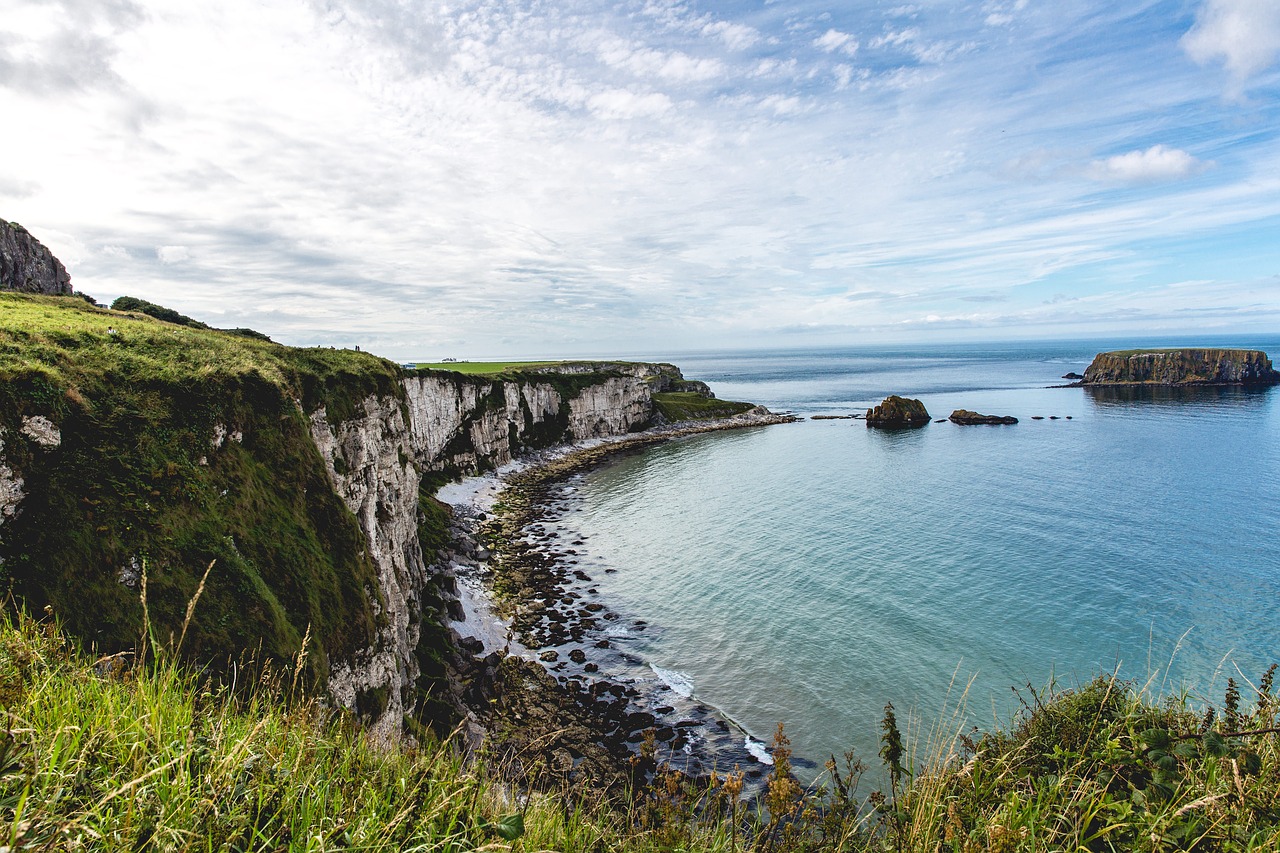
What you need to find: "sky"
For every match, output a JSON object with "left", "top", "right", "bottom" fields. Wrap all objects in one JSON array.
[{"left": 1, "top": 0, "right": 1279, "bottom": 359}]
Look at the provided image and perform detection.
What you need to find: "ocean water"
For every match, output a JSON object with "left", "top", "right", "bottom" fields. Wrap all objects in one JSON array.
[{"left": 555, "top": 338, "right": 1280, "bottom": 773}]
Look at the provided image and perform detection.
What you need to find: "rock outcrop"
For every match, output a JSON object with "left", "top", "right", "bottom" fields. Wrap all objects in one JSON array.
[
  {"left": 866, "top": 395, "right": 930, "bottom": 428},
  {"left": 949, "top": 410, "right": 1018, "bottom": 425},
  {"left": 1080, "top": 349, "right": 1280, "bottom": 386},
  {"left": 0, "top": 221, "right": 72, "bottom": 295}
]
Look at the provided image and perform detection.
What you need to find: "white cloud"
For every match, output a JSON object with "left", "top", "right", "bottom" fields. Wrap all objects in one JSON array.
[
  {"left": 587, "top": 88, "right": 673, "bottom": 119},
  {"left": 701, "top": 20, "right": 760, "bottom": 51},
  {"left": 156, "top": 245, "right": 191, "bottom": 264},
  {"left": 1182, "top": 0, "right": 1280, "bottom": 91},
  {"left": 1086, "top": 145, "right": 1208, "bottom": 183},
  {"left": 813, "top": 29, "right": 859, "bottom": 57}
]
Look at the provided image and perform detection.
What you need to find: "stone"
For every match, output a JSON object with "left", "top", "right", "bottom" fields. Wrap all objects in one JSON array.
[
  {"left": 1062, "top": 372, "right": 1084, "bottom": 380},
  {"left": 948, "top": 409, "right": 1018, "bottom": 425},
  {"left": 865, "top": 395, "right": 930, "bottom": 428},
  {"left": 0, "top": 221, "right": 72, "bottom": 295}
]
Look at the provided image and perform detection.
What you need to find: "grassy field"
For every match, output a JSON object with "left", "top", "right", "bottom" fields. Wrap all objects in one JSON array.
[
  {"left": 652, "top": 391, "right": 755, "bottom": 421},
  {"left": 410, "top": 360, "right": 623, "bottom": 375},
  {"left": 5, "top": 604, "right": 1280, "bottom": 851}
]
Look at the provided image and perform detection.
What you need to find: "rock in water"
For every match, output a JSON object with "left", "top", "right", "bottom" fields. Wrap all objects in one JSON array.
[
  {"left": 949, "top": 409, "right": 1018, "bottom": 425},
  {"left": 866, "top": 395, "right": 930, "bottom": 428},
  {"left": 1080, "top": 349, "right": 1280, "bottom": 385},
  {"left": 0, "top": 221, "right": 72, "bottom": 295}
]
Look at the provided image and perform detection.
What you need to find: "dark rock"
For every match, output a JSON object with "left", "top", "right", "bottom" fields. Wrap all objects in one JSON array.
[
  {"left": 949, "top": 409, "right": 1017, "bottom": 425},
  {"left": 866, "top": 395, "right": 930, "bottom": 428},
  {"left": 1062, "top": 372, "right": 1084, "bottom": 380},
  {"left": 568, "top": 648, "right": 587, "bottom": 663},
  {"left": 0, "top": 221, "right": 73, "bottom": 295},
  {"left": 458, "top": 636, "right": 484, "bottom": 655},
  {"left": 539, "top": 650, "right": 560, "bottom": 662},
  {"left": 1032, "top": 416, "right": 1044, "bottom": 420},
  {"left": 1081, "top": 349, "right": 1280, "bottom": 385},
  {"left": 584, "top": 663, "right": 599, "bottom": 673}
]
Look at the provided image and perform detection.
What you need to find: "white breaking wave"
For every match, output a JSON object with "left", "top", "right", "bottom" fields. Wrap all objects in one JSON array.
[
  {"left": 744, "top": 736, "right": 774, "bottom": 765},
  {"left": 650, "top": 664, "right": 695, "bottom": 698}
]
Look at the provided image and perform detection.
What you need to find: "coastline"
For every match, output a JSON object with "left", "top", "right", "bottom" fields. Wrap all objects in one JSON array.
[{"left": 433, "top": 409, "right": 799, "bottom": 790}]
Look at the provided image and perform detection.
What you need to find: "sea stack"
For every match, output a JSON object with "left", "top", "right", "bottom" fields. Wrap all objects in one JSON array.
[
  {"left": 866, "top": 395, "right": 930, "bottom": 428},
  {"left": 1079, "top": 349, "right": 1280, "bottom": 386}
]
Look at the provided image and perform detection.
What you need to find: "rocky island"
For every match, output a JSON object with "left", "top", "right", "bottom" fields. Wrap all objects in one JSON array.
[
  {"left": 1078, "top": 348, "right": 1280, "bottom": 386},
  {"left": 865, "top": 395, "right": 930, "bottom": 428},
  {"left": 949, "top": 409, "right": 1018, "bottom": 425}
]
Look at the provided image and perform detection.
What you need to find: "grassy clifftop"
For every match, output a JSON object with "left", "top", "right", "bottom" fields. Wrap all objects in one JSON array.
[{"left": 0, "top": 294, "right": 403, "bottom": 685}]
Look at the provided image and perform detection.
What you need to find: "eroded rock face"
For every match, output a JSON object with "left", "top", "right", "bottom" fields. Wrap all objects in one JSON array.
[
  {"left": 309, "top": 394, "right": 426, "bottom": 746},
  {"left": 0, "top": 432, "right": 25, "bottom": 527},
  {"left": 949, "top": 410, "right": 1018, "bottom": 425},
  {"left": 0, "top": 221, "right": 72, "bottom": 295},
  {"left": 1081, "top": 350, "right": 1280, "bottom": 386},
  {"left": 313, "top": 366, "right": 661, "bottom": 737},
  {"left": 866, "top": 395, "right": 930, "bottom": 428},
  {"left": 403, "top": 370, "right": 656, "bottom": 475}
]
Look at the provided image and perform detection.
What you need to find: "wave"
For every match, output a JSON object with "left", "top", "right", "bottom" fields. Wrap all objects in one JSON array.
[
  {"left": 744, "top": 736, "right": 774, "bottom": 766},
  {"left": 650, "top": 664, "right": 695, "bottom": 698}
]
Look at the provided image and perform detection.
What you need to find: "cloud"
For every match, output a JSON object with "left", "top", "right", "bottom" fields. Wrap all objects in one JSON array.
[
  {"left": 1182, "top": 0, "right": 1280, "bottom": 91},
  {"left": 701, "top": 21, "right": 760, "bottom": 51},
  {"left": 156, "top": 245, "right": 191, "bottom": 264},
  {"left": 813, "top": 29, "right": 859, "bottom": 57},
  {"left": 1086, "top": 145, "right": 1208, "bottom": 183}
]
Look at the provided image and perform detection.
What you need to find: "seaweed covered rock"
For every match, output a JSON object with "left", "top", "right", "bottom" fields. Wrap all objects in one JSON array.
[
  {"left": 866, "top": 395, "right": 930, "bottom": 428},
  {"left": 1081, "top": 349, "right": 1280, "bottom": 386},
  {"left": 949, "top": 409, "right": 1017, "bottom": 425}
]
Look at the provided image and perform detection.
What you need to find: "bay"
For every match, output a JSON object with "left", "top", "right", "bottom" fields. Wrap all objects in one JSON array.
[{"left": 557, "top": 337, "right": 1280, "bottom": 772}]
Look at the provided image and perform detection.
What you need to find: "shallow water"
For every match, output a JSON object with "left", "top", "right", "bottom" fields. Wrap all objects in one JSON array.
[{"left": 558, "top": 338, "right": 1280, "bottom": 773}]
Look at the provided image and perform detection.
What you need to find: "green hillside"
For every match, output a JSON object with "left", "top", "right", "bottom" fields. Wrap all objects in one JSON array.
[{"left": 0, "top": 294, "right": 402, "bottom": 687}]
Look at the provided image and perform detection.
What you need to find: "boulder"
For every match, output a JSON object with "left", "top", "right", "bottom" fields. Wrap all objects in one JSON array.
[
  {"left": 949, "top": 409, "right": 1017, "bottom": 425},
  {"left": 866, "top": 395, "right": 930, "bottom": 428},
  {"left": 1062, "top": 372, "right": 1084, "bottom": 380}
]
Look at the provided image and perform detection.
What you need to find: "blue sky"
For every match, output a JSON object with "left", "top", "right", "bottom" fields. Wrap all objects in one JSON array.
[{"left": 1, "top": 0, "right": 1278, "bottom": 358}]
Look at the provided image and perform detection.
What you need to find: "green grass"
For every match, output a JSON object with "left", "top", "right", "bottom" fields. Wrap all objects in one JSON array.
[
  {"left": 0, "top": 294, "right": 405, "bottom": 686},
  {"left": 412, "top": 361, "right": 581, "bottom": 375},
  {"left": 652, "top": 392, "right": 755, "bottom": 422},
  {"left": 6, "top": 606, "right": 1280, "bottom": 851}
]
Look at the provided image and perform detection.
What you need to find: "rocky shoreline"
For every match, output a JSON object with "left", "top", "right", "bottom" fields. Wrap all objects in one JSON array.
[{"left": 431, "top": 411, "right": 800, "bottom": 793}]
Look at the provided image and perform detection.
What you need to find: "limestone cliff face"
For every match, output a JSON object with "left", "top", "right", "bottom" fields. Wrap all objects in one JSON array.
[
  {"left": 0, "top": 222, "right": 72, "bottom": 295},
  {"left": 309, "top": 366, "right": 660, "bottom": 733},
  {"left": 309, "top": 394, "right": 425, "bottom": 745},
  {"left": 1082, "top": 349, "right": 1280, "bottom": 386},
  {"left": 403, "top": 368, "right": 656, "bottom": 475}
]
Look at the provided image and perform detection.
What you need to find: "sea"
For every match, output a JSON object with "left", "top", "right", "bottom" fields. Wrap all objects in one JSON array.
[{"left": 541, "top": 336, "right": 1280, "bottom": 777}]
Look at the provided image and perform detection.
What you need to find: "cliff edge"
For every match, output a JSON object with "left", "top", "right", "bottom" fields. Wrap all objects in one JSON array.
[
  {"left": 1080, "top": 349, "right": 1280, "bottom": 386},
  {"left": 0, "top": 292, "right": 763, "bottom": 743}
]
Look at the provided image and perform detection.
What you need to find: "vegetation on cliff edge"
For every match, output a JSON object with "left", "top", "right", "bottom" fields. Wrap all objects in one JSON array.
[
  {"left": 5, "top": 606, "right": 1280, "bottom": 851},
  {"left": 0, "top": 294, "right": 404, "bottom": 686}
]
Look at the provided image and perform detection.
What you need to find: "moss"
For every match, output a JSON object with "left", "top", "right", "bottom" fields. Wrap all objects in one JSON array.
[
  {"left": 652, "top": 391, "right": 754, "bottom": 421},
  {"left": 0, "top": 294, "right": 390, "bottom": 685}
]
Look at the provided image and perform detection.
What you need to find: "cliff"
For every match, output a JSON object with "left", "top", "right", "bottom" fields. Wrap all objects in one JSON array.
[
  {"left": 0, "top": 221, "right": 73, "bottom": 295},
  {"left": 0, "top": 293, "right": 720, "bottom": 741},
  {"left": 1081, "top": 349, "right": 1280, "bottom": 386}
]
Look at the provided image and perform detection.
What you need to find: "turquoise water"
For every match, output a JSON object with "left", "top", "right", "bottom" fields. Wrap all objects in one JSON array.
[{"left": 560, "top": 339, "right": 1280, "bottom": 772}]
